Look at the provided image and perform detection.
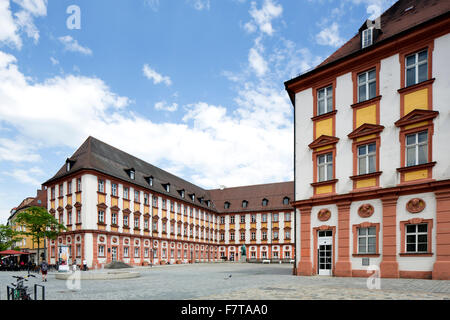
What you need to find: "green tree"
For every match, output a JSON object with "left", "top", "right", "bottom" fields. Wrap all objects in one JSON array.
[
  {"left": 15, "top": 206, "right": 66, "bottom": 262},
  {"left": 0, "top": 224, "right": 22, "bottom": 251}
]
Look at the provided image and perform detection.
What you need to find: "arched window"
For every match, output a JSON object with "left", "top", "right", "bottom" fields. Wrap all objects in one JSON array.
[
  {"left": 242, "top": 200, "right": 248, "bottom": 208},
  {"left": 262, "top": 198, "right": 269, "bottom": 206},
  {"left": 283, "top": 197, "right": 290, "bottom": 205}
]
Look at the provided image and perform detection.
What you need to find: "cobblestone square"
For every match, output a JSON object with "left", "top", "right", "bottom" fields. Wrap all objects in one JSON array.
[{"left": 1, "top": 263, "right": 449, "bottom": 300}]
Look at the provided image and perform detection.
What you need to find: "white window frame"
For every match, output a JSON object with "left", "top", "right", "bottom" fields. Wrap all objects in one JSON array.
[
  {"left": 317, "top": 85, "right": 333, "bottom": 115},
  {"left": 362, "top": 27, "right": 373, "bottom": 48},
  {"left": 406, "top": 223, "right": 428, "bottom": 253},
  {"left": 405, "top": 49, "right": 428, "bottom": 87},
  {"left": 358, "top": 143, "right": 376, "bottom": 175},
  {"left": 317, "top": 152, "right": 333, "bottom": 182},
  {"left": 357, "top": 68, "right": 376, "bottom": 102},
  {"left": 406, "top": 131, "right": 428, "bottom": 166},
  {"left": 98, "top": 210, "right": 104, "bottom": 223},
  {"left": 358, "top": 227, "right": 377, "bottom": 254}
]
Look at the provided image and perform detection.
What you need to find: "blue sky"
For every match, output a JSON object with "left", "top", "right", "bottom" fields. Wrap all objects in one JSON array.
[{"left": 0, "top": 0, "right": 396, "bottom": 223}]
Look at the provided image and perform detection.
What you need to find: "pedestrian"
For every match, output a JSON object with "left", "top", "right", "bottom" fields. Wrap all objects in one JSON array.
[
  {"left": 83, "top": 259, "right": 87, "bottom": 271},
  {"left": 40, "top": 260, "right": 48, "bottom": 282}
]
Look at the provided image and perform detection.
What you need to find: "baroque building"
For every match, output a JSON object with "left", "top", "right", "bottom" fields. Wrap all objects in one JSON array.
[
  {"left": 42, "top": 136, "right": 294, "bottom": 268},
  {"left": 285, "top": 0, "right": 450, "bottom": 279}
]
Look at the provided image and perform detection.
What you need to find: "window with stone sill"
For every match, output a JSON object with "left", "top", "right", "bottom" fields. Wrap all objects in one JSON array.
[
  {"left": 406, "top": 49, "right": 428, "bottom": 87},
  {"left": 406, "top": 131, "right": 428, "bottom": 166}
]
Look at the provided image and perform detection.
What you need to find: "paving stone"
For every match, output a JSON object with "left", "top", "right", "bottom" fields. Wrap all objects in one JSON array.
[{"left": 0, "top": 263, "right": 449, "bottom": 300}]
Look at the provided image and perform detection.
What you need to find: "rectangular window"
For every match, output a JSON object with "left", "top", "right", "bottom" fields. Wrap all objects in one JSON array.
[
  {"left": 240, "top": 215, "right": 245, "bottom": 223},
  {"left": 358, "top": 227, "right": 377, "bottom": 254},
  {"left": 144, "top": 193, "right": 149, "bottom": 205},
  {"left": 251, "top": 232, "right": 256, "bottom": 240},
  {"left": 406, "top": 49, "right": 428, "bottom": 87},
  {"left": 317, "top": 85, "right": 333, "bottom": 115},
  {"left": 285, "top": 231, "right": 291, "bottom": 239},
  {"left": 67, "top": 181, "right": 72, "bottom": 194},
  {"left": 68, "top": 212, "right": 72, "bottom": 224},
  {"left": 59, "top": 184, "right": 63, "bottom": 197},
  {"left": 272, "top": 213, "right": 278, "bottom": 222},
  {"left": 318, "top": 152, "right": 333, "bottom": 182},
  {"left": 284, "top": 213, "right": 291, "bottom": 222},
  {"left": 262, "top": 214, "right": 267, "bottom": 223},
  {"left": 111, "top": 212, "right": 117, "bottom": 225},
  {"left": 220, "top": 233, "right": 225, "bottom": 241},
  {"left": 134, "top": 190, "right": 140, "bottom": 203},
  {"left": 77, "top": 178, "right": 81, "bottom": 192},
  {"left": 135, "top": 247, "right": 140, "bottom": 258},
  {"left": 251, "top": 214, "right": 256, "bottom": 223},
  {"left": 230, "top": 216, "right": 235, "bottom": 224},
  {"left": 124, "top": 187, "right": 129, "bottom": 200},
  {"left": 358, "top": 143, "right": 376, "bottom": 175},
  {"left": 144, "top": 248, "right": 149, "bottom": 258},
  {"left": 77, "top": 210, "right": 81, "bottom": 224},
  {"left": 123, "top": 215, "right": 129, "bottom": 227},
  {"left": 170, "top": 201, "right": 174, "bottom": 212},
  {"left": 152, "top": 221, "right": 157, "bottom": 231},
  {"left": 134, "top": 217, "right": 139, "bottom": 228},
  {"left": 111, "top": 183, "right": 118, "bottom": 197},
  {"left": 220, "top": 216, "right": 225, "bottom": 224},
  {"left": 144, "top": 219, "right": 149, "bottom": 230},
  {"left": 406, "top": 131, "right": 428, "bottom": 166},
  {"left": 273, "top": 251, "right": 279, "bottom": 258},
  {"left": 285, "top": 251, "right": 290, "bottom": 258},
  {"left": 262, "top": 251, "right": 267, "bottom": 258},
  {"left": 98, "top": 179, "right": 104, "bottom": 193},
  {"left": 273, "top": 231, "right": 279, "bottom": 240},
  {"left": 362, "top": 27, "right": 373, "bottom": 48},
  {"left": 98, "top": 245, "right": 105, "bottom": 257},
  {"left": 76, "top": 245, "right": 81, "bottom": 257},
  {"left": 240, "top": 232, "right": 245, "bottom": 241},
  {"left": 230, "top": 232, "right": 235, "bottom": 241},
  {"left": 406, "top": 224, "right": 428, "bottom": 253},
  {"left": 124, "top": 247, "right": 129, "bottom": 258},
  {"left": 162, "top": 199, "right": 166, "bottom": 210},
  {"left": 357, "top": 68, "right": 376, "bottom": 102},
  {"left": 262, "top": 231, "right": 267, "bottom": 240},
  {"left": 51, "top": 187, "right": 55, "bottom": 200},
  {"left": 98, "top": 210, "right": 105, "bottom": 223}
]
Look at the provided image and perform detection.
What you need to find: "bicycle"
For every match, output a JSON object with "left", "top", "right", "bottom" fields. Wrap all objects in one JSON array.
[{"left": 10, "top": 274, "right": 36, "bottom": 300}]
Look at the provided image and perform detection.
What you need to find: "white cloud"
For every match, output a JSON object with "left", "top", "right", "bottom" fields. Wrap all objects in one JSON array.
[
  {"left": 50, "top": 56, "right": 59, "bottom": 65},
  {"left": 3, "top": 167, "right": 44, "bottom": 187},
  {"left": 142, "top": 64, "right": 172, "bottom": 86},
  {"left": 244, "top": 0, "right": 283, "bottom": 36},
  {"left": 248, "top": 46, "right": 268, "bottom": 77},
  {"left": 154, "top": 101, "right": 178, "bottom": 112},
  {"left": 0, "top": 138, "right": 41, "bottom": 162},
  {"left": 350, "top": 0, "right": 396, "bottom": 20},
  {"left": 144, "top": 0, "right": 159, "bottom": 11},
  {"left": 188, "top": 0, "right": 210, "bottom": 11},
  {"left": 58, "top": 35, "right": 92, "bottom": 55},
  {"left": 316, "top": 22, "right": 345, "bottom": 47},
  {"left": 0, "top": 50, "right": 293, "bottom": 189},
  {"left": 0, "top": 0, "right": 47, "bottom": 49}
]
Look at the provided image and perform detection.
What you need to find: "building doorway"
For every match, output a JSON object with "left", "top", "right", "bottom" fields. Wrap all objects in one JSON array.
[{"left": 318, "top": 230, "right": 332, "bottom": 276}]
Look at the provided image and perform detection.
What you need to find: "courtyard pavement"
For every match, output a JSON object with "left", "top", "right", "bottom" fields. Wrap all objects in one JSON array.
[{"left": 0, "top": 263, "right": 449, "bottom": 300}]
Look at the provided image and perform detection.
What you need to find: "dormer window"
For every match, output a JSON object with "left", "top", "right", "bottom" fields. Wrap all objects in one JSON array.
[
  {"left": 206, "top": 200, "right": 211, "bottom": 207},
  {"left": 162, "top": 183, "right": 170, "bottom": 193},
  {"left": 283, "top": 197, "right": 290, "bottom": 205},
  {"left": 262, "top": 199, "right": 269, "bottom": 206},
  {"left": 125, "top": 168, "right": 135, "bottom": 180},
  {"left": 242, "top": 200, "right": 248, "bottom": 208},
  {"left": 190, "top": 194, "right": 195, "bottom": 202},
  {"left": 224, "top": 201, "right": 230, "bottom": 209},
  {"left": 362, "top": 27, "right": 374, "bottom": 48},
  {"left": 65, "top": 158, "right": 75, "bottom": 172},
  {"left": 145, "top": 176, "right": 153, "bottom": 186},
  {"left": 199, "top": 197, "right": 203, "bottom": 204}
]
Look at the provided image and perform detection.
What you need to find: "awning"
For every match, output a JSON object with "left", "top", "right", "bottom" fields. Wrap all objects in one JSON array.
[{"left": 0, "top": 250, "right": 31, "bottom": 255}]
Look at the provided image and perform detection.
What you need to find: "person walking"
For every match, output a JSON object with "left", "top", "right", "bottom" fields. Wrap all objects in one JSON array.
[{"left": 40, "top": 260, "right": 48, "bottom": 282}]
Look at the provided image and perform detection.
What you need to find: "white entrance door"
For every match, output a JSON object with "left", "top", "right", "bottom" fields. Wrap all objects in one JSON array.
[{"left": 318, "top": 230, "right": 332, "bottom": 276}]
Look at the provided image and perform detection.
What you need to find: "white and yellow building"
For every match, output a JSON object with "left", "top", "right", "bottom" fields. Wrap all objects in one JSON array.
[
  {"left": 42, "top": 136, "right": 294, "bottom": 268},
  {"left": 285, "top": 0, "right": 450, "bottom": 279}
]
